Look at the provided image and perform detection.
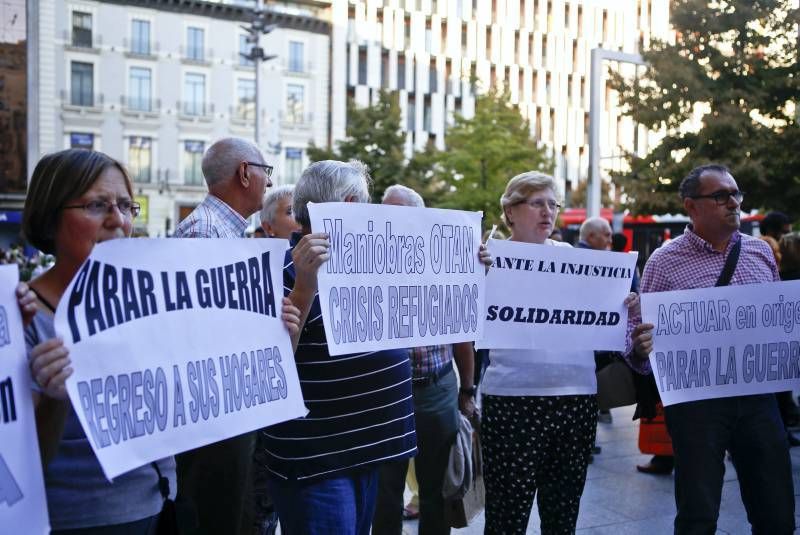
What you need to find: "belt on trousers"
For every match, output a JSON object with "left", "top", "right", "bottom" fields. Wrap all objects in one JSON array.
[{"left": 411, "top": 360, "right": 453, "bottom": 387}]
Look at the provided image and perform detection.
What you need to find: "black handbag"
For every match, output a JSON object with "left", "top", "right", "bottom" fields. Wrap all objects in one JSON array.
[{"left": 152, "top": 462, "right": 178, "bottom": 535}]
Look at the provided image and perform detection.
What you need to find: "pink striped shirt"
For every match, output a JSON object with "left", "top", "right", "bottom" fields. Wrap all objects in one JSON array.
[{"left": 626, "top": 226, "right": 779, "bottom": 373}]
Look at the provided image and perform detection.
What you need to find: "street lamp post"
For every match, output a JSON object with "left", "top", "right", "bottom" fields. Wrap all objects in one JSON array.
[
  {"left": 588, "top": 48, "right": 646, "bottom": 218},
  {"left": 241, "top": 0, "right": 277, "bottom": 146}
]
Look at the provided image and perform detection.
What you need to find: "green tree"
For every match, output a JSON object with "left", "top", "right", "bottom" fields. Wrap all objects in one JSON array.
[
  {"left": 432, "top": 88, "right": 554, "bottom": 230},
  {"left": 307, "top": 90, "right": 407, "bottom": 200},
  {"left": 611, "top": 0, "right": 800, "bottom": 216}
]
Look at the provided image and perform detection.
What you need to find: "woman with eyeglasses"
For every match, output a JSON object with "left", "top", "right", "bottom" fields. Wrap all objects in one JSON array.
[
  {"left": 20, "top": 149, "right": 173, "bottom": 534},
  {"left": 480, "top": 171, "right": 637, "bottom": 534}
]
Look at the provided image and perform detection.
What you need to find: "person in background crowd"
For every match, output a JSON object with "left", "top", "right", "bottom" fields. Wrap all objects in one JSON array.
[
  {"left": 173, "top": 137, "right": 284, "bottom": 535},
  {"left": 611, "top": 233, "right": 639, "bottom": 293},
  {"left": 548, "top": 228, "right": 563, "bottom": 242},
  {"left": 260, "top": 161, "right": 417, "bottom": 535},
  {"left": 759, "top": 211, "right": 792, "bottom": 265},
  {"left": 629, "top": 164, "right": 795, "bottom": 534},
  {"left": 260, "top": 184, "right": 301, "bottom": 239},
  {"left": 373, "top": 184, "right": 488, "bottom": 535},
  {"left": 777, "top": 232, "right": 800, "bottom": 447},
  {"left": 21, "top": 148, "right": 176, "bottom": 534},
  {"left": 481, "top": 171, "right": 639, "bottom": 534},
  {"left": 252, "top": 226, "right": 267, "bottom": 238}
]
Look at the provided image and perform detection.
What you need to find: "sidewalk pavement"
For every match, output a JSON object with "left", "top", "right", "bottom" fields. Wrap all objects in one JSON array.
[{"left": 402, "top": 403, "right": 800, "bottom": 534}]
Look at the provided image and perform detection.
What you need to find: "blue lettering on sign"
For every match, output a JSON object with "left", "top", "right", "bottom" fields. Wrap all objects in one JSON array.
[
  {"left": 0, "top": 454, "right": 23, "bottom": 507},
  {"left": 0, "top": 306, "right": 9, "bottom": 347}
]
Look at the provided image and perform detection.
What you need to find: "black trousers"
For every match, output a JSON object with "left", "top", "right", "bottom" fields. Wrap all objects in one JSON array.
[{"left": 481, "top": 394, "right": 597, "bottom": 535}]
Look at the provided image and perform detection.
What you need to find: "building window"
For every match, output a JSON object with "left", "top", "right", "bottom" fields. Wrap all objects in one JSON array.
[
  {"left": 239, "top": 34, "right": 254, "bottom": 66},
  {"left": 183, "top": 73, "right": 206, "bottom": 115},
  {"left": 183, "top": 141, "right": 205, "bottom": 185},
  {"left": 288, "top": 41, "right": 304, "bottom": 72},
  {"left": 423, "top": 100, "right": 431, "bottom": 131},
  {"left": 398, "top": 56, "right": 406, "bottom": 90},
  {"left": 407, "top": 99, "right": 416, "bottom": 130},
  {"left": 131, "top": 19, "right": 150, "bottom": 55},
  {"left": 186, "top": 27, "right": 205, "bottom": 61},
  {"left": 286, "top": 84, "right": 304, "bottom": 124},
  {"left": 70, "top": 62, "right": 94, "bottom": 106},
  {"left": 236, "top": 78, "right": 256, "bottom": 120},
  {"left": 429, "top": 63, "right": 437, "bottom": 93},
  {"left": 284, "top": 148, "right": 303, "bottom": 183},
  {"left": 70, "top": 132, "right": 94, "bottom": 149},
  {"left": 72, "top": 11, "right": 92, "bottom": 48},
  {"left": 128, "top": 67, "right": 152, "bottom": 111},
  {"left": 357, "top": 45, "right": 367, "bottom": 85},
  {"left": 129, "top": 136, "right": 152, "bottom": 182}
]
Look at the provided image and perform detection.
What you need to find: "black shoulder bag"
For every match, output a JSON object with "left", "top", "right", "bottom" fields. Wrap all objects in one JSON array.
[
  {"left": 152, "top": 462, "right": 178, "bottom": 535},
  {"left": 632, "top": 237, "right": 742, "bottom": 419}
]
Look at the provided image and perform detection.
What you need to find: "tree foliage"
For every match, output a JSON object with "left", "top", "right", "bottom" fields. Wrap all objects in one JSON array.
[
  {"left": 432, "top": 88, "right": 554, "bottom": 230},
  {"left": 307, "top": 90, "right": 408, "bottom": 201},
  {"left": 611, "top": 0, "right": 800, "bottom": 216}
]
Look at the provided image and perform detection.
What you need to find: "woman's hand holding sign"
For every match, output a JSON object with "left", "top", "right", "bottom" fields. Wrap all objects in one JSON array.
[
  {"left": 16, "top": 282, "right": 37, "bottom": 326},
  {"left": 281, "top": 297, "right": 302, "bottom": 336},
  {"left": 30, "top": 337, "right": 72, "bottom": 401},
  {"left": 289, "top": 232, "right": 330, "bottom": 351}
]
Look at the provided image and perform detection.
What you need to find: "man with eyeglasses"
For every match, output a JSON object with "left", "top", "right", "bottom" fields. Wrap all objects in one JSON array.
[
  {"left": 173, "top": 137, "right": 274, "bottom": 535},
  {"left": 627, "top": 164, "right": 795, "bottom": 534}
]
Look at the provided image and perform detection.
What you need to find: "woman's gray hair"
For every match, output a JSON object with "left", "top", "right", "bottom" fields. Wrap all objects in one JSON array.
[
  {"left": 260, "top": 184, "right": 295, "bottom": 224},
  {"left": 202, "top": 137, "right": 265, "bottom": 187},
  {"left": 382, "top": 184, "right": 425, "bottom": 207},
  {"left": 500, "top": 171, "right": 559, "bottom": 227},
  {"left": 293, "top": 160, "right": 372, "bottom": 227}
]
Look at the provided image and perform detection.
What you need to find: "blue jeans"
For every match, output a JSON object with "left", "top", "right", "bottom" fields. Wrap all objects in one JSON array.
[
  {"left": 664, "top": 394, "right": 795, "bottom": 535},
  {"left": 267, "top": 468, "right": 379, "bottom": 535}
]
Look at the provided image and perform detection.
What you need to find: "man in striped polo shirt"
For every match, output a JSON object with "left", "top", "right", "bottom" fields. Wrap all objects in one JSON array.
[
  {"left": 629, "top": 164, "right": 795, "bottom": 534},
  {"left": 260, "top": 161, "right": 417, "bottom": 534}
]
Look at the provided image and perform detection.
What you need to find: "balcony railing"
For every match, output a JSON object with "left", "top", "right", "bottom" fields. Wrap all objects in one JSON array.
[
  {"left": 122, "top": 38, "right": 160, "bottom": 58},
  {"left": 230, "top": 104, "right": 256, "bottom": 122},
  {"left": 283, "top": 60, "right": 314, "bottom": 74},
  {"left": 60, "top": 89, "right": 104, "bottom": 111},
  {"left": 278, "top": 110, "right": 313, "bottom": 127},
  {"left": 177, "top": 100, "right": 214, "bottom": 120},
  {"left": 179, "top": 46, "right": 214, "bottom": 64},
  {"left": 63, "top": 29, "right": 102, "bottom": 51},
  {"left": 121, "top": 96, "right": 161, "bottom": 115}
]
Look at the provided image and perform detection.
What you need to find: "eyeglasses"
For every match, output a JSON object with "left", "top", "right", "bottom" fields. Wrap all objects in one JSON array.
[
  {"left": 245, "top": 161, "right": 274, "bottom": 179},
  {"left": 62, "top": 199, "right": 141, "bottom": 218},
  {"left": 688, "top": 189, "right": 744, "bottom": 206},
  {"left": 525, "top": 199, "right": 562, "bottom": 212}
]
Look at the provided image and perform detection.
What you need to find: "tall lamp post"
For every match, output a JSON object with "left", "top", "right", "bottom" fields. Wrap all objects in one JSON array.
[
  {"left": 241, "top": 1, "right": 277, "bottom": 146},
  {"left": 588, "top": 48, "right": 646, "bottom": 218}
]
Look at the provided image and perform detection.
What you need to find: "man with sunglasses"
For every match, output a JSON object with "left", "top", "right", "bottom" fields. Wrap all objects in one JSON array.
[
  {"left": 173, "top": 137, "right": 274, "bottom": 535},
  {"left": 627, "top": 164, "right": 795, "bottom": 534}
]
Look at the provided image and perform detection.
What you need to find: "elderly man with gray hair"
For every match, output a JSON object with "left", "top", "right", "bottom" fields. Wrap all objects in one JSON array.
[
  {"left": 173, "top": 137, "right": 278, "bottom": 535},
  {"left": 259, "top": 184, "right": 301, "bottom": 239},
  {"left": 175, "top": 136, "right": 273, "bottom": 238},
  {"left": 259, "top": 161, "right": 417, "bottom": 534}
]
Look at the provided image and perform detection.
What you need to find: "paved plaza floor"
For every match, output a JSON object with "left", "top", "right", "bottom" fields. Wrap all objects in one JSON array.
[{"left": 402, "top": 403, "right": 800, "bottom": 534}]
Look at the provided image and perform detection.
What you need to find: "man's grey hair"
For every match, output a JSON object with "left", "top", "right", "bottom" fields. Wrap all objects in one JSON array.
[
  {"left": 579, "top": 217, "right": 611, "bottom": 241},
  {"left": 260, "top": 184, "right": 295, "bottom": 224},
  {"left": 678, "top": 164, "right": 731, "bottom": 199},
  {"left": 202, "top": 137, "right": 265, "bottom": 187},
  {"left": 382, "top": 184, "right": 425, "bottom": 207},
  {"left": 293, "top": 160, "right": 372, "bottom": 227}
]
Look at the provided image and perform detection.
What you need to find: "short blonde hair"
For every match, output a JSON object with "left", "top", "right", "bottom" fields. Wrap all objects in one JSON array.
[
  {"left": 779, "top": 232, "right": 800, "bottom": 273},
  {"left": 500, "top": 171, "right": 559, "bottom": 227}
]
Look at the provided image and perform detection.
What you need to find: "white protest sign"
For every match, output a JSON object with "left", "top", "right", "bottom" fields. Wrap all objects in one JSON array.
[
  {"left": 642, "top": 280, "right": 800, "bottom": 406},
  {"left": 476, "top": 240, "right": 638, "bottom": 351},
  {"left": 309, "top": 202, "right": 485, "bottom": 356},
  {"left": 0, "top": 265, "right": 49, "bottom": 534},
  {"left": 55, "top": 239, "right": 307, "bottom": 480}
]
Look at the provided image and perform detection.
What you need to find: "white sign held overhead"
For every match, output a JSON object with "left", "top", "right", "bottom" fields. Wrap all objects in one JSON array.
[{"left": 55, "top": 239, "right": 307, "bottom": 480}]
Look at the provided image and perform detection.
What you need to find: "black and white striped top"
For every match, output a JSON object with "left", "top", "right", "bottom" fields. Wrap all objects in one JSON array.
[{"left": 260, "top": 236, "right": 417, "bottom": 480}]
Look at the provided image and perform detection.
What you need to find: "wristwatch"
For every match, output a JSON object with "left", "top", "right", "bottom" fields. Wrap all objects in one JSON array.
[{"left": 459, "top": 385, "right": 477, "bottom": 397}]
